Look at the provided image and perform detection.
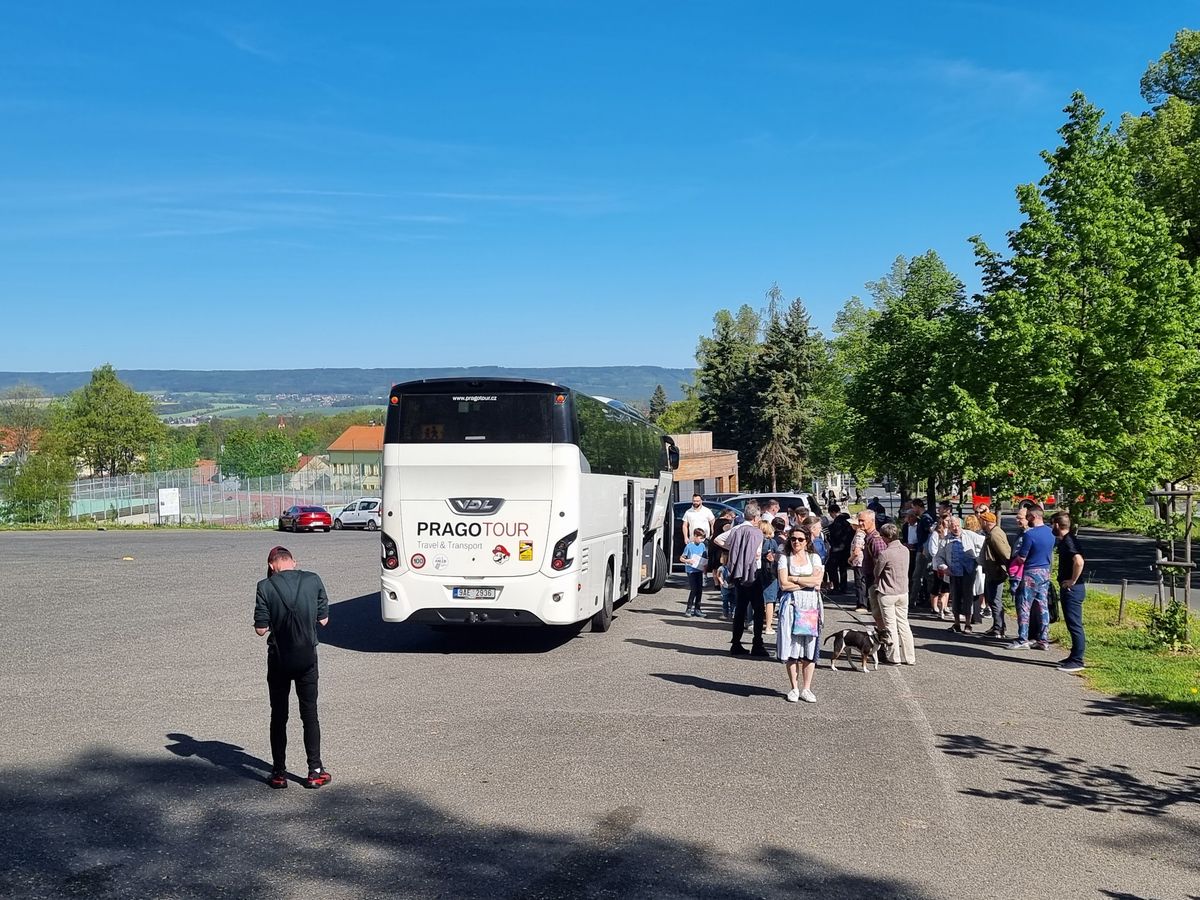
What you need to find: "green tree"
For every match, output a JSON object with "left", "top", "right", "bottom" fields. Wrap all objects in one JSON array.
[
  {"left": 847, "top": 253, "right": 986, "bottom": 501},
  {"left": 1140, "top": 28, "right": 1200, "bottom": 104},
  {"left": 220, "top": 427, "right": 298, "bottom": 478},
  {"left": 972, "top": 93, "right": 1200, "bottom": 515},
  {"left": 58, "top": 364, "right": 165, "bottom": 477},
  {"left": 656, "top": 389, "right": 701, "bottom": 434},
  {"left": 809, "top": 297, "right": 876, "bottom": 483},
  {"left": 0, "top": 438, "right": 76, "bottom": 523},
  {"left": 192, "top": 422, "right": 220, "bottom": 460},
  {"left": 292, "top": 427, "right": 322, "bottom": 455},
  {"left": 1123, "top": 30, "right": 1200, "bottom": 261},
  {"left": 755, "top": 288, "right": 825, "bottom": 489},
  {"left": 648, "top": 384, "right": 669, "bottom": 420},
  {"left": 138, "top": 430, "right": 201, "bottom": 473},
  {"left": 694, "top": 304, "right": 763, "bottom": 483}
]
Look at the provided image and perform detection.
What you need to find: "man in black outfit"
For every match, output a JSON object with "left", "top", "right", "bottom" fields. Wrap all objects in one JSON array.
[
  {"left": 254, "top": 546, "right": 332, "bottom": 789},
  {"left": 826, "top": 504, "right": 853, "bottom": 593}
]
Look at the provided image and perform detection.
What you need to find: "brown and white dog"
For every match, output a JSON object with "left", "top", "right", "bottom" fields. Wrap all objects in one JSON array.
[{"left": 823, "top": 627, "right": 885, "bottom": 672}]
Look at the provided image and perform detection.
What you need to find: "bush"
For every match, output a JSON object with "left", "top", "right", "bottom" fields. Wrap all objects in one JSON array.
[{"left": 1147, "top": 598, "right": 1193, "bottom": 651}]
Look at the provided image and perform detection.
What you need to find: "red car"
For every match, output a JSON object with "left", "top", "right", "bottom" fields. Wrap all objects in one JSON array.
[{"left": 278, "top": 505, "right": 332, "bottom": 533}]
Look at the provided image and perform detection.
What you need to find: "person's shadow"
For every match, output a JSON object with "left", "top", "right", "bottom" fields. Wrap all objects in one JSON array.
[{"left": 164, "top": 733, "right": 273, "bottom": 783}]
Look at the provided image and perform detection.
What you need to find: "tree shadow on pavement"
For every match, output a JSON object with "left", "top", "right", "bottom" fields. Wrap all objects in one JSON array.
[
  {"left": 321, "top": 593, "right": 582, "bottom": 655},
  {"left": 0, "top": 744, "right": 931, "bottom": 900},
  {"left": 652, "top": 673, "right": 780, "bottom": 697},
  {"left": 938, "top": 733, "right": 1200, "bottom": 818},
  {"left": 1081, "top": 695, "right": 1198, "bottom": 729}
]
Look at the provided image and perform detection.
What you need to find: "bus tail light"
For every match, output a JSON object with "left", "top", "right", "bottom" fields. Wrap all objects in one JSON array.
[
  {"left": 381, "top": 533, "right": 400, "bottom": 570},
  {"left": 551, "top": 530, "right": 578, "bottom": 570}
]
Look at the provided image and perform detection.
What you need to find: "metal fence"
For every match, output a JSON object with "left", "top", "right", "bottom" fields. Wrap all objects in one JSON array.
[{"left": 65, "top": 465, "right": 370, "bottom": 527}]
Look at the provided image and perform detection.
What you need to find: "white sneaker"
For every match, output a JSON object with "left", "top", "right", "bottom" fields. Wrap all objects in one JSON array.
[
  {"left": 785, "top": 688, "right": 800, "bottom": 703},
  {"left": 799, "top": 689, "right": 817, "bottom": 703}
]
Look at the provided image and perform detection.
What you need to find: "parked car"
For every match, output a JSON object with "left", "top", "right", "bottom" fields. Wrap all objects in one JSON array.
[
  {"left": 278, "top": 505, "right": 333, "bottom": 532},
  {"left": 722, "top": 492, "right": 824, "bottom": 518},
  {"left": 333, "top": 497, "right": 382, "bottom": 531},
  {"left": 702, "top": 492, "right": 739, "bottom": 503}
]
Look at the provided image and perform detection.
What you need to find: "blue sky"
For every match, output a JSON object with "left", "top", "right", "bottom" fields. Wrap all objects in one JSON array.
[{"left": 0, "top": 2, "right": 1190, "bottom": 372}]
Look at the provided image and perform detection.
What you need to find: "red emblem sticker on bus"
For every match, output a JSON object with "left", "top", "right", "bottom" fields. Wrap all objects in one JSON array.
[
  {"left": 411, "top": 553, "right": 426, "bottom": 569},
  {"left": 492, "top": 545, "right": 510, "bottom": 564}
]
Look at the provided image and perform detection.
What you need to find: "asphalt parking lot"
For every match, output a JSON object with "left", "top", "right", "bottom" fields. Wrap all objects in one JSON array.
[{"left": 1, "top": 530, "right": 1197, "bottom": 900}]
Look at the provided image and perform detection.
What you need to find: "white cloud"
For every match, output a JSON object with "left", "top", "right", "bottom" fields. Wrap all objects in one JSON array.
[{"left": 926, "top": 58, "right": 1048, "bottom": 103}]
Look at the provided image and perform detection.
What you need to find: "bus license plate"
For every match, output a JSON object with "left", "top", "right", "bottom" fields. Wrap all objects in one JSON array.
[{"left": 452, "top": 587, "right": 498, "bottom": 600}]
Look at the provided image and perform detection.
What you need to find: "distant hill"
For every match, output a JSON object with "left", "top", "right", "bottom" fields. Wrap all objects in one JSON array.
[{"left": 0, "top": 366, "right": 695, "bottom": 405}]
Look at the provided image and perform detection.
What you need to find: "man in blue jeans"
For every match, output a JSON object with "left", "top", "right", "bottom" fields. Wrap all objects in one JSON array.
[
  {"left": 1051, "top": 511, "right": 1087, "bottom": 672},
  {"left": 1007, "top": 505, "right": 1055, "bottom": 650}
]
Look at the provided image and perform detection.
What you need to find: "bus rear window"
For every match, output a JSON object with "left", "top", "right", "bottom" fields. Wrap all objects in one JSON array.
[{"left": 390, "top": 392, "right": 565, "bottom": 443}]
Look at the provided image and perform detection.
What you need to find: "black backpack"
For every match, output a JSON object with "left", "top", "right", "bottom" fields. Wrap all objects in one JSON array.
[
  {"left": 758, "top": 535, "right": 781, "bottom": 587},
  {"left": 268, "top": 577, "right": 317, "bottom": 674}
]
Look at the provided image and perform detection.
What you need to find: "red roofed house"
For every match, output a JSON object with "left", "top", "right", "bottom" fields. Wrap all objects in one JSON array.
[
  {"left": 327, "top": 425, "right": 384, "bottom": 491},
  {"left": 0, "top": 426, "right": 41, "bottom": 467}
]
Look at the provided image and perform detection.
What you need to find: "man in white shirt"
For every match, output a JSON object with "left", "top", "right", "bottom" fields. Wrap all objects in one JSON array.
[{"left": 681, "top": 495, "right": 716, "bottom": 542}]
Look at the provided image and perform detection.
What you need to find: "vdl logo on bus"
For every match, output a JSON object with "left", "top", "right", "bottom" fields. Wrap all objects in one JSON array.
[{"left": 448, "top": 498, "right": 504, "bottom": 515}]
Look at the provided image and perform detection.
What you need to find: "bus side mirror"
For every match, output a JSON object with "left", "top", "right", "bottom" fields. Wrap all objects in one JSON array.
[{"left": 662, "top": 437, "right": 679, "bottom": 471}]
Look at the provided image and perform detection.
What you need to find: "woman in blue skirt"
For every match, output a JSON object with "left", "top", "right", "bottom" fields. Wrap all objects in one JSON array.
[{"left": 776, "top": 528, "right": 826, "bottom": 703}]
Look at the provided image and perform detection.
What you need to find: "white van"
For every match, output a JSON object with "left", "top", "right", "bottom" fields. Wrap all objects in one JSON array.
[{"left": 333, "top": 497, "right": 382, "bottom": 531}]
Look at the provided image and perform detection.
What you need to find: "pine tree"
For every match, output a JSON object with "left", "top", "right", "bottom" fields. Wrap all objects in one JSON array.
[
  {"left": 695, "top": 304, "right": 762, "bottom": 483},
  {"left": 648, "top": 384, "right": 668, "bottom": 420},
  {"left": 756, "top": 292, "right": 825, "bottom": 489}
]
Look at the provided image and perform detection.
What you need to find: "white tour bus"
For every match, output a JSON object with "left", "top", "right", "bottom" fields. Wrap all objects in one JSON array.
[{"left": 379, "top": 378, "right": 678, "bottom": 632}]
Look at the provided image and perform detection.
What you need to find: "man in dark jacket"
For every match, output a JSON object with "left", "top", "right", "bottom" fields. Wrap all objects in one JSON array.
[
  {"left": 254, "top": 546, "right": 331, "bottom": 789},
  {"left": 827, "top": 506, "right": 853, "bottom": 593},
  {"left": 905, "top": 500, "right": 935, "bottom": 608}
]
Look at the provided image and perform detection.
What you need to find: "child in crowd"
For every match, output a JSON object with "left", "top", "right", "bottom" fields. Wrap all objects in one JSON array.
[
  {"left": 680, "top": 528, "right": 709, "bottom": 617},
  {"left": 715, "top": 563, "right": 735, "bottom": 619}
]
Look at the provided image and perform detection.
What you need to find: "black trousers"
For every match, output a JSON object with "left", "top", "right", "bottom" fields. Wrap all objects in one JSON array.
[
  {"left": 950, "top": 574, "right": 974, "bottom": 624},
  {"left": 907, "top": 549, "right": 927, "bottom": 606},
  {"left": 731, "top": 579, "right": 765, "bottom": 648},
  {"left": 685, "top": 570, "right": 704, "bottom": 611},
  {"left": 267, "top": 655, "right": 322, "bottom": 772},
  {"left": 828, "top": 549, "right": 849, "bottom": 592}
]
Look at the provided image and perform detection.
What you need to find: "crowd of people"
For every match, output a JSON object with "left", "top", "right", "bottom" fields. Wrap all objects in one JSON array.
[{"left": 677, "top": 490, "right": 1089, "bottom": 704}]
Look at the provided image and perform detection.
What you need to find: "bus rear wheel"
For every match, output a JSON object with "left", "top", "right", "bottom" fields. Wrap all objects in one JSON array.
[
  {"left": 644, "top": 545, "right": 668, "bottom": 594},
  {"left": 591, "top": 566, "right": 614, "bottom": 632}
]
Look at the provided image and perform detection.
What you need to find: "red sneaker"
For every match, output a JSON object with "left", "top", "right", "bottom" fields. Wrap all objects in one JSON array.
[
  {"left": 267, "top": 771, "right": 288, "bottom": 790},
  {"left": 305, "top": 768, "right": 332, "bottom": 789}
]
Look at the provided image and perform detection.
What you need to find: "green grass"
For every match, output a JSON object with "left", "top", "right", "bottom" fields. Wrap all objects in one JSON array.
[{"left": 1051, "top": 588, "right": 1200, "bottom": 717}]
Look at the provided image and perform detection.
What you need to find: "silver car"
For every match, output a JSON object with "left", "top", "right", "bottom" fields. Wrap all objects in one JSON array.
[{"left": 333, "top": 497, "right": 382, "bottom": 531}]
